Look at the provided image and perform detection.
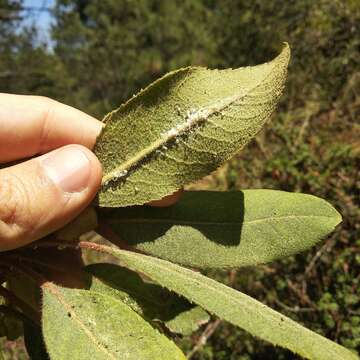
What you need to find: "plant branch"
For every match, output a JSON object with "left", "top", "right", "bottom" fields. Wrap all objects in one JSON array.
[
  {"left": 187, "top": 319, "right": 222, "bottom": 359},
  {"left": 286, "top": 279, "right": 316, "bottom": 309},
  {"left": 274, "top": 299, "right": 317, "bottom": 313},
  {"left": 187, "top": 269, "right": 237, "bottom": 359},
  {"left": 304, "top": 238, "right": 335, "bottom": 276},
  {"left": 28, "top": 240, "right": 112, "bottom": 254}
]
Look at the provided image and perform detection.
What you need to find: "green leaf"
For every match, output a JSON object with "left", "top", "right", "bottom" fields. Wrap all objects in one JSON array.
[
  {"left": 85, "top": 263, "right": 209, "bottom": 335},
  {"left": 42, "top": 283, "right": 186, "bottom": 360},
  {"left": 102, "top": 190, "right": 342, "bottom": 269},
  {"left": 165, "top": 305, "right": 210, "bottom": 336},
  {"left": 94, "top": 44, "right": 290, "bottom": 207},
  {"left": 105, "top": 247, "right": 358, "bottom": 360},
  {"left": 55, "top": 207, "right": 98, "bottom": 241}
]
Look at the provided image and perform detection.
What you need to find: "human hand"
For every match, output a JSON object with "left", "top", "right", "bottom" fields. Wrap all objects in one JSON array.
[
  {"left": 0, "top": 94, "right": 104, "bottom": 252},
  {"left": 0, "top": 94, "right": 181, "bottom": 252}
]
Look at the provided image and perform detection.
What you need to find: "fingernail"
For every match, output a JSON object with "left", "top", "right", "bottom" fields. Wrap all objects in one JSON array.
[{"left": 42, "top": 147, "right": 91, "bottom": 193}]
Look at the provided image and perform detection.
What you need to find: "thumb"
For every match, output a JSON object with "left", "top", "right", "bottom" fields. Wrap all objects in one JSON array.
[{"left": 0, "top": 145, "right": 102, "bottom": 251}]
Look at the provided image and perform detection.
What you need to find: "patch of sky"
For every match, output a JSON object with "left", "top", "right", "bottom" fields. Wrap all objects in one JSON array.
[{"left": 21, "top": 0, "right": 55, "bottom": 47}]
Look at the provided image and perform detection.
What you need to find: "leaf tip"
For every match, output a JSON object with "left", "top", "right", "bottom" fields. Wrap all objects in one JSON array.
[
  {"left": 318, "top": 196, "right": 343, "bottom": 232},
  {"left": 333, "top": 206, "right": 343, "bottom": 228},
  {"left": 275, "top": 42, "right": 291, "bottom": 69},
  {"left": 281, "top": 41, "right": 291, "bottom": 56}
]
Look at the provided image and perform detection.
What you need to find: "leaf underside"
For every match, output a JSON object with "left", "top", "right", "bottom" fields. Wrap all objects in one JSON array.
[
  {"left": 42, "top": 283, "right": 185, "bottom": 360},
  {"left": 102, "top": 190, "right": 342, "bottom": 269},
  {"left": 95, "top": 44, "right": 290, "bottom": 207},
  {"left": 85, "top": 263, "right": 209, "bottom": 335},
  {"left": 106, "top": 247, "right": 357, "bottom": 360}
]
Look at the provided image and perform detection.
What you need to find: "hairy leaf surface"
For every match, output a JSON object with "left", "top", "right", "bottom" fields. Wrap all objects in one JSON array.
[
  {"left": 95, "top": 44, "right": 290, "bottom": 207},
  {"left": 102, "top": 190, "right": 341, "bottom": 268},
  {"left": 85, "top": 263, "right": 209, "bottom": 335},
  {"left": 165, "top": 305, "right": 210, "bottom": 336},
  {"left": 42, "top": 283, "right": 185, "bottom": 360},
  {"left": 106, "top": 248, "right": 357, "bottom": 360}
]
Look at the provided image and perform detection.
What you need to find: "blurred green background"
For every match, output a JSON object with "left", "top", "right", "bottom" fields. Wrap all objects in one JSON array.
[{"left": 0, "top": 0, "right": 359, "bottom": 359}]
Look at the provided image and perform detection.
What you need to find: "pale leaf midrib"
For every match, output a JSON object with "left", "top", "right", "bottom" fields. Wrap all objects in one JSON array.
[
  {"left": 44, "top": 284, "right": 117, "bottom": 360},
  {"left": 76, "top": 288, "right": 184, "bottom": 359},
  {"left": 102, "top": 60, "right": 279, "bottom": 185},
  {"left": 115, "top": 250, "right": 350, "bottom": 360},
  {"left": 109, "top": 214, "right": 337, "bottom": 226}
]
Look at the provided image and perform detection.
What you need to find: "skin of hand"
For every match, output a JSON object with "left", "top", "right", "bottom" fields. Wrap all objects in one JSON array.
[{"left": 0, "top": 93, "right": 182, "bottom": 253}]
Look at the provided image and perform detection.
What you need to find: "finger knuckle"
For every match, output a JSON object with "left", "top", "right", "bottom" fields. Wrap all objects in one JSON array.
[
  {"left": 0, "top": 172, "right": 35, "bottom": 239},
  {"left": 31, "top": 95, "right": 56, "bottom": 106}
]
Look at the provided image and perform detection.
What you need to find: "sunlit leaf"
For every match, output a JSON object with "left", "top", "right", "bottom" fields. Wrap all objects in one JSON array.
[
  {"left": 42, "top": 283, "right": 186, "bottom": 360},
  {"left": 165, "top": 305, "right": 210, "bottom": 336},
  {"left": 103, "top": 190, "right": 342, "bottom": 268},
  {"left": 95, "top": 44, "right": 290, "bottom": 207},
  {"left": 105, "top": 247, "right": 357, "bottom": 360},
  {"left": 85, "top": 263, "right": 209, "bottom": 335}
]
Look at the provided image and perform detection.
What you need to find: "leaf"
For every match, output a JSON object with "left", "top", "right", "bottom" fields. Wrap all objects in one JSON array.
[
  {"left": 85, "top": 263, "right": 209, "bottom": 336},
  {"left": 42, "top": 283, "right": 186, "bottom": 360},
  {"left": 101, "top": 190, "right": 342, "bottom": 269},
  {"left": 94, "top": 44, "right": 290, "bottom": 207},
  {"left": 105, "top": 247, "right": 358, "bottom": 360},
  {"left": 55, "top": 207, "right": 98, "bottom": 241},
  {"left": 165, "top": 305, "right": 210, "bottom": 336}
]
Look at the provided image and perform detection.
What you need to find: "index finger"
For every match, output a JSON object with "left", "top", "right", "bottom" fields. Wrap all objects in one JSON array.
[{"left": 0, "top": 93, "right": 103, "bottom": 163}]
